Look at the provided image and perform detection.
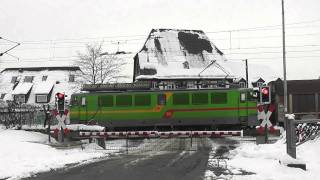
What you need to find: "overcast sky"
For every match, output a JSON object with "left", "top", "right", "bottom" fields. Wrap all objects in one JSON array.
[{"left": 1, "top": 0, "right": 320, "bottom": 80}]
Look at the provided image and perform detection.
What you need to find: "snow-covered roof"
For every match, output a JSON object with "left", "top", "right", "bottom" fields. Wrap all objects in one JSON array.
[
  {"left": 12, "top": 83, "right": 33, "bottom": 95},
  {"left": 33, "top": 82, "right": 54, "bottom": 94},
  {"left": 0, "top": 67, "right": 82, "bottom": 104},
  {"left": 134, "top": 29, "right": 234, "bottom": 80},
  {"left": 1, "top": 66, "right": 81, "bottom": 73}
]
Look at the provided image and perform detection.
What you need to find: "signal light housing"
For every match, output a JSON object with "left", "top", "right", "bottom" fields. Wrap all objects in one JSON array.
[
  {"left": 259, "top": 86, "right": 271, "bottom": 104},
  {"left": 56, "top": 92, "right": 65, "bottom": 112}
]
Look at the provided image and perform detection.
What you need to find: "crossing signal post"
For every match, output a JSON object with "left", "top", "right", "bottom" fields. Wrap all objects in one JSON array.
[
  {"left": 259, "top": 86, "right": 271, "bottom": 104},
  {"left": 54, "top": 92, "right": 69, "bottom": 143}
]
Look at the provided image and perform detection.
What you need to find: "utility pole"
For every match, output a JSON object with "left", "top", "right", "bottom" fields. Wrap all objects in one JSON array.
[
  {"left": 111, "top": 41, "right": 127, "bottom": 53},
  {"left": 245, "top": 59, "right": 249, "bottom": 88},
  {"left": 282, "top": 0, "right": 288, "bottom": 113}
]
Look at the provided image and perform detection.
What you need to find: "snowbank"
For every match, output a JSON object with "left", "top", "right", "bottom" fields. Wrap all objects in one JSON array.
[
  {"left": 0, "top": 128, "right": 111, "bottom": 179},
  {"left": 227, "top": 136, "right": 320, "bottom": 179}
]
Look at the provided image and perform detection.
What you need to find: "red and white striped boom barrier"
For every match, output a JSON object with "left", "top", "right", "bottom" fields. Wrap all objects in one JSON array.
[{"left": 78, "top": 130, "right": 243, "bottom": 139}]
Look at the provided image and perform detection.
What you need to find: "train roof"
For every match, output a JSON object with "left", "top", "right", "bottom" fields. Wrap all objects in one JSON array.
[{"left": 72, "top": 87, "right": 254, "bottom": 96}]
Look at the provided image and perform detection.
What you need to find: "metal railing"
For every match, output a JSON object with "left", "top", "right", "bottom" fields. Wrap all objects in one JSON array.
[{"left": 285, "top": 115, "right": 320, "bottom": 158}]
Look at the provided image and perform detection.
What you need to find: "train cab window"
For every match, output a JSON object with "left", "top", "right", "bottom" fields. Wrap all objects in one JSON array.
[
  {"left": 247, "top": 91, "right": 257, "bottom": 101},
  {"left": 211, "top": 92, "right": 227, "bottom": 104},
  {"left": 173, "top": 93, "right": 189, "bottom": 105},
  {"left": 192, "top": 93, "right": 208, "bottom": 105},
  {"left": 158, "top": 94, "right": 166, "bottom": 105},
  {"left": 116, "top": 95, "right": 132, "bottom": 106},
  {"left": 135, "top": 94, "right": 151, "bottom": 106},
  {"left": 71, "top": 96, "right": 79, "bottom": 106},
  {"left": 99, "top": 95, "right": 113, "bottom": 107}
]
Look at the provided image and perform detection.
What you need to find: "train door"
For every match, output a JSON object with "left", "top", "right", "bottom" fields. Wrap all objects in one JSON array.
[
  {"left": 70, "top": 95, "right": 80, "bottom": 123},
  {"left": 239, "top": 91, "right": 249, "bottom": 126},
  {"left": 79, "top": 96, "right": 88, "bottom": 122}
]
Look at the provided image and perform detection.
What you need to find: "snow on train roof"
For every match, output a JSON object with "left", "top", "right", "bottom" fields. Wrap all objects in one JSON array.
[{"left": 134, "top": 29, "right": 235, "bottom": 80}]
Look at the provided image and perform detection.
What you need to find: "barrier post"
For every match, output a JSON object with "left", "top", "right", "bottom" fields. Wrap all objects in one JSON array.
[{"left": 285, "top": 115, "right": 296, "bottom": 159}]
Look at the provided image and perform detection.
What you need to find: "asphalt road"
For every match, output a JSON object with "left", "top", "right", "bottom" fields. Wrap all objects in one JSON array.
[{"left": 26, "top": 138, "right": 238, "bottom": 180}]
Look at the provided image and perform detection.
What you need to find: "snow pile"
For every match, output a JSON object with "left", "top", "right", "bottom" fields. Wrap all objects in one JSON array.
[
  {"left": 0, "top": 129, "right": 111, "bottom": 179},
  {"left": 225, "top": 136, "right": 320, "bottom": 179},
  {"left": 54, "top": 124, "right": 105, "bottom": 131}
]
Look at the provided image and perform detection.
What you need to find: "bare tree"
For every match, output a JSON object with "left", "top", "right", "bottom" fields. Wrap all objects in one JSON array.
[{"left": 76, "top": 43, "right": 126, "bottom": 84}]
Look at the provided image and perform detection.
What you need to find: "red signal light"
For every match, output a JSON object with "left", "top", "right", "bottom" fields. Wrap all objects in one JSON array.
[
  {"left": 261, "top": 88, "right": 269, "bottom": 95},
  {"left": 56, "top": 93, "right": 65, "bottom": 100}
]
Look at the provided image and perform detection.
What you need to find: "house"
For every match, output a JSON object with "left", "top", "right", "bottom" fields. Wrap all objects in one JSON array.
[
  {"left": 133, "top": 29, "right": 235, "bottom": 89},
  {"left": 269, "top": 78, "right": 320, "bottom": 123},
  {"left": 234, "top": 78, "right": 247, "bottom": 88},
  {"left": 251, "top": 77, "right": 265, "bottom": 88},
  {"left": 0, "top": 66, "right": 82, "bottom": 104}
]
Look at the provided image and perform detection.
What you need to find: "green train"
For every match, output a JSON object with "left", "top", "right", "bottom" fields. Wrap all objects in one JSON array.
[{"left": 69, "top": 88, "right": 258, "bottom": 130}]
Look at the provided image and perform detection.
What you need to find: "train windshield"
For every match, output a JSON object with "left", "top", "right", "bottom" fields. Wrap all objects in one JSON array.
[{"left": 247, "top": 91, "right": 257, "bottom": 101}]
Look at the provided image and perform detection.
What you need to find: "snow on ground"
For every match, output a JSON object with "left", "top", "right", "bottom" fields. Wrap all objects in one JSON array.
[
  {"left": 205, "top": 135, "right": 320, "bottom": 180},
  {"left": 0, "top": 128, "right": 113, "bottom": 180}
]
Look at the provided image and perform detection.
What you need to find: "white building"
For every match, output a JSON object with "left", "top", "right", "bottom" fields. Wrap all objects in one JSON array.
[{"left": 0, "top": 66, "right": 82, "bottom": 104}]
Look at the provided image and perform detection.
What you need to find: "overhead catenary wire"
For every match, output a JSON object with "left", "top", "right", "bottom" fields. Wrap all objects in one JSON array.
[
  {"left": 1, "top": 18, "right": 320, "bottom": 64},
  {"left": 1, "top": 18, "right": 320, "bottom": 46}
]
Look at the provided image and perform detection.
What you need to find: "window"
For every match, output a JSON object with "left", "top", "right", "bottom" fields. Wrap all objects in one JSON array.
[
  {"left": 158, "top": 94, "right": 166, "bottom": 105},
  {"left": 135, "top": 94, "right": 151, "bottom": 106},
  {"left": 24, "top": 76, "right": 34, "bottom": 83},
  {"left": 42, "top": 75, "right": 48, "bottom": 81},
  {"left": 167, "top": 82, "right": 174, "bottom": 90},
  {"left": 14, "top": 95, "right": 26, "bottom": 103},
  {"left": 239, "top": 82, "right": 246, "bottom": 88},
  {"left": 211, "top": 92, "right": 227, "bottom": 104},
  {"left": 116, "top": 95, "right": 132, "bottom": 106},
  {"left": 0, "top": 93, "right": 6, "bottom": 99},
  {"left": 36, "top": 95, "right": 48, "bottom": 103},
  {"left": 257, "top": 82, "right": 263, "bottom": 87},
  {"left": 192, "top": 93, "right": 208, "bottom": 105},
  {"left": 81, "top": 97, "right": 86, "bottom": 106},
  {"left": 173, "top": 93, "right": 189, "bottom": 105},
  {"left": 11, "top": 76, "right": 17, "bottom": 83},
  {"left": 240, "top": 93, "right": 246, "bottom": 102},
  {"left": 99, "top": 95, "right": 113, "bottom": 107},
  {"left": 69, "top": 74, "right": 75, "bottom": 82},
  {"left": 187, "top": 81, "right": 195, "bottom": 89}
]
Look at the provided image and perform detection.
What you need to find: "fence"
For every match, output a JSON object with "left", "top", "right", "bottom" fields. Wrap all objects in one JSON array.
[{"left": 0, "top": 102, "right": 58, "bottom": 129}]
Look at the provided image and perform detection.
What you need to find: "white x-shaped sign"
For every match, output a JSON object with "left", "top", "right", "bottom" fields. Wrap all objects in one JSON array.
[
  {"left": 258, "top": 110, "right": 273, "bottom": 128},
  {"left": 56, "top": 114, "right": 67, "bottom": 130}
]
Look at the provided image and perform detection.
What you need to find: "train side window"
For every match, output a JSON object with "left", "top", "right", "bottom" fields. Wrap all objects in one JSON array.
[
  {"left": 211, "top": 92, "right": 227, "bottom": 104},
  {"left": 81, "top": 97, "right": 86, "bottom": 106},
  {"left": 135, "top": 94, "right": 151, "bottom": 106},
  {"left": 173, "top": 93, "right": 189, "bottom": 105},
  {"left": 116, "top": 95, "right": 132, "bottom": 106},
  {"left": 192, "top": 93, "right": 208, "bottom": 105},
  {"left": 158, "top": 94, "right": 166, "bottom": 105},
  {"left": 240, "top": 92, "right": 246, "bottom": 102},
  {"left": 99, "top": 95, "right": 113, "bottom": 107}
]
